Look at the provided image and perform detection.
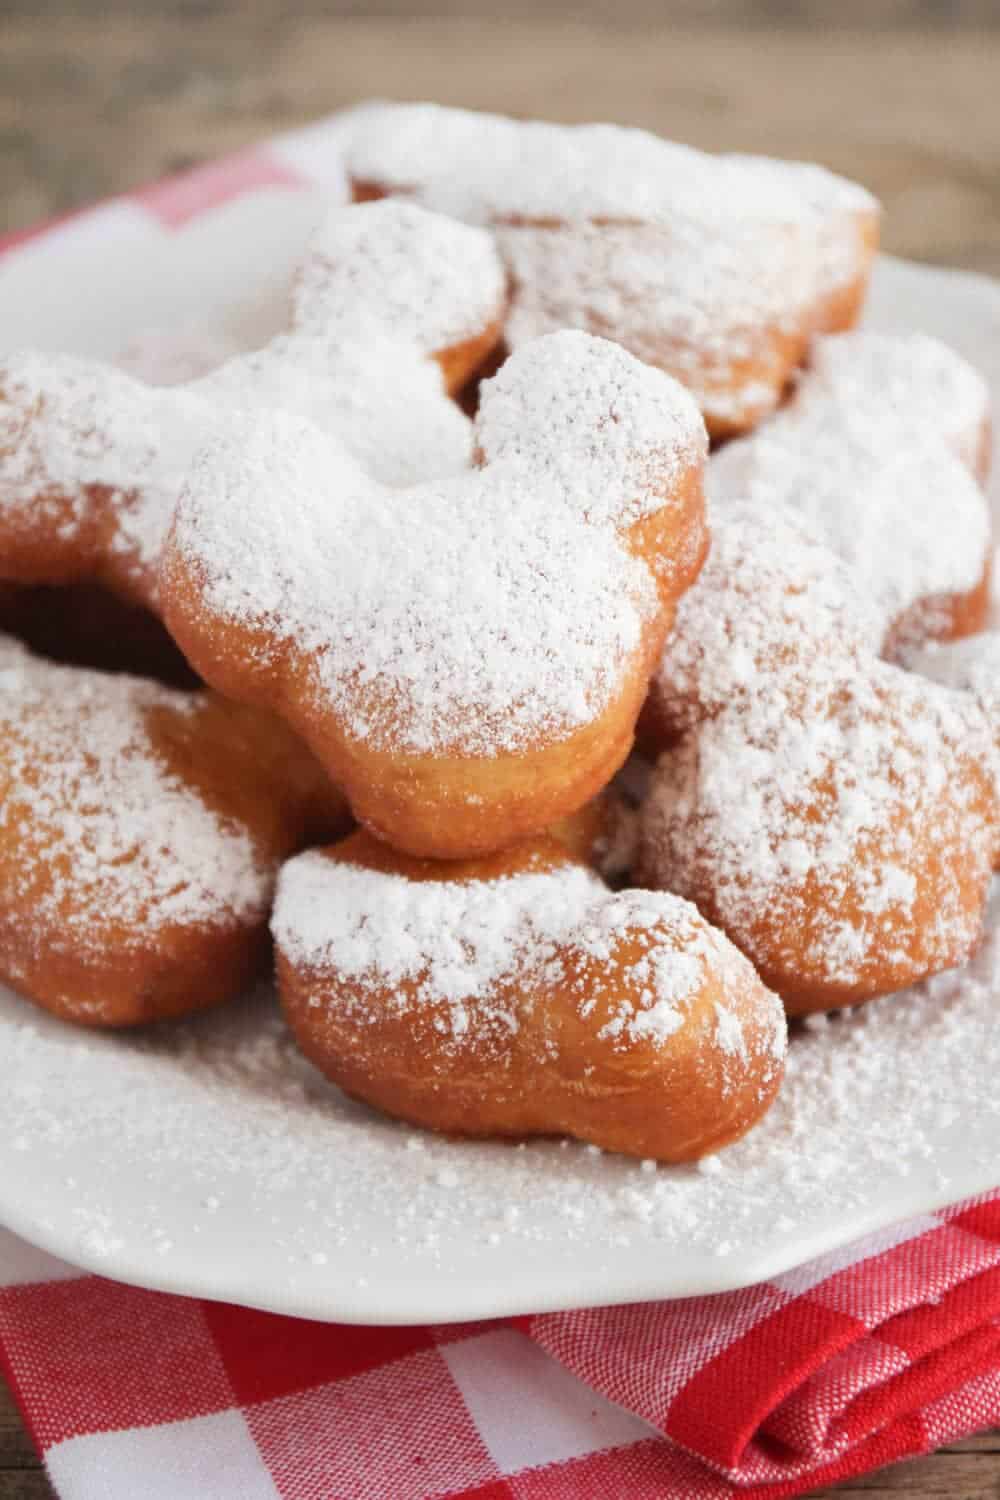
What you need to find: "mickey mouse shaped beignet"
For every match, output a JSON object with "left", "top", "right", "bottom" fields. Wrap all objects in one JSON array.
[
  {"left": 346, "top": 102, "right": 879, "bottom": 437},
  {"left": 0, "top": 201, "right": 506, "bottom": 611},
  {"left": 161, "top": 331, "right": 708, "bottom": 859},
  {"left": 272, "top": 830, "right": 786, "bottom": 1161},
  {"left": 638, "top": 506, "right": 998, "bottom": 1014},
  {"left": 0, "top": 638, "right": 348, "bottom": 1027}
]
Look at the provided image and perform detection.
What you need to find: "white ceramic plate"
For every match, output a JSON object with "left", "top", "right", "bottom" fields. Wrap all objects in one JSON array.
[{"left": 1, "top": 193, "right": 1000, "bottom": 1325}]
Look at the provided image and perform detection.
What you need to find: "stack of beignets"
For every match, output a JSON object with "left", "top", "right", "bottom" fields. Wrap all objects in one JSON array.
[
  {"left": 2, "top": 103, "right": 996, "bottom": 1165},
  {"left": 344, "top": 102, "right": 879, "bottom": 438}
]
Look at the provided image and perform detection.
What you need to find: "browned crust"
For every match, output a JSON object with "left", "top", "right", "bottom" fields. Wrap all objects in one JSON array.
[
  {"left": 0, "top": 679, "right": 349, "bottom": 1028},
  {"left": 277, "top": 832, "right": 783, "bottom": 1161},
  {"left": 161, "top": 446, "right": 706, "bottom": 859},
  {"left": 883, "top": 551, "right": 993, "bottom": 661},
  {"left": 435, "top": 317, "right": 506, "bottom": 397},
  {"left": 353, "top": 178, "right": 880, "bottom": 443}
]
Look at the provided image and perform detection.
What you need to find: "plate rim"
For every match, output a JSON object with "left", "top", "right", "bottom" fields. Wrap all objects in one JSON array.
[{"left": 2, "top": 248, "right": 999, "bottom": 1325}]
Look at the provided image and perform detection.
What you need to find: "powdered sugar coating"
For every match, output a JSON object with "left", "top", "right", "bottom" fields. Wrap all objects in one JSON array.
[
  {"left": 649, "top": 503, "right": 883, "bottom": 737},
  {"left": 346, "top": 103, "right": 877, "bottom": 425},
  {"left": 0, "top": 202, "right": 505, "bottom": 600},
  {"left": 115, "top": 328, "right": 241, "bottom": 386},
  {"left": 197, "top": 331, "right": 474, "bottom": 489},
  {"left": 347, "top": 102, "right": 873, "bottom": 234},
  {"left": 168, "top": 331, "right": 705, "bottom": 757},
  {"left": 0, "top": 351, "right": 214, "bottom": 595},
  {"left": 273, "top": 846, "right": 785, "bottom": 1076},
  {"left": 476, "top": 332, "right": 706, "bottom": 528},
  {"left": 0, "top": 638, "right": 270, "bottom": 952},
  {"left": 195, "top": 199, "right": 507, "bottom": 487},
  {"left": 295, "top": 197, "right": 506, "bottom": 357},
  {"left": 908, "top": 631, "right": 1000, "bottom": 717},
  {"left": 804, "top": 331, "right": 991, "bottom": 470},
  {"left": 642, "top": 663, "right": 995, "bottom": 994},
  {"left": 908, "top": 633, "right": 1000, "bottom": 821},
  {"left": 194, "top": 199, "right": 505, "bottom": 486},
  {"left": 709, "top": 332, "right": 992, "bottom": 639},
  {"left": 641, "top": 506, "right": 998, "bottom": 999}
]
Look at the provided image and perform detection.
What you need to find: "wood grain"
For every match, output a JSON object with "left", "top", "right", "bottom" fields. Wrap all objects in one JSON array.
[
  {"left": 2, "top": 9, "right": 999, "bottom": 1498},
  {"left": 1, "top": 1381, "right": 54, "bottom": 1500}
]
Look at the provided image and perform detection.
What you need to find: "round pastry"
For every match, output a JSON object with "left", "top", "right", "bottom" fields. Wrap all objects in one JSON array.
[
  {"left": 345, "top": 101, "right": 879, "bottom": 438},
  {"left": 272, "top": 830, "right": 786, "bottom": 1162},
  {"left": 0, "top": 201, "right": 506, "bottom": 611},
  {"left": 162, "top": 330, "right": 708, "bottom": 859},
  {"left": 708, "top": 331, "right": 993, "bottom": 654},
  {"left": 0, "top": 637, "right": 348, "bottom": 1027},
  {"left": 637, "top": 506, "right": 998, "bottom": 1014}
]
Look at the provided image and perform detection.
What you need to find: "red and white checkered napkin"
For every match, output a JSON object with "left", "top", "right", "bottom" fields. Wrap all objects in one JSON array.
[{"left": 4, "top": 1193, "right": 1000, "bottom": 1500}]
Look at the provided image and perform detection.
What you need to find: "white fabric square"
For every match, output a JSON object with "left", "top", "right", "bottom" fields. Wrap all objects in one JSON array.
[
  {"left": 441, "top": 1328, "right": 654, "bottom": 1473},
  {"left": 0, "top": 1229, "right": 81, "bottom": 1288},
  {"left": 46, "top": 1408, "right": 281, "bottom": 1500}
]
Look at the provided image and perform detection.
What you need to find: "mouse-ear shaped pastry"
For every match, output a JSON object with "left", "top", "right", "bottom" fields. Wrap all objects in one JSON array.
[
  {"left": 161, "top": 331, "right": 708, "bottom": 859},
  {"left": 272, "top": 830, "right": 786, "bottom": 1162},
  {"left": 0, "top": 637, "right": 348, "bottom": 1027},
  {"left": 0, "top": 203, "right": 507, "bottom": 610},
  {"left": 475, "top": 331, "right": 709, "bottom": 601},
  {"left": 637, "top": 509, "right": 999, "bottom": 1015},
  {"left": 292, "top": 198, "right": 507, "bottom": 393},
  {"left": 201, "top": 199, "right": 508, "bottom": 486},
  {"left": 709, "top": 332, "right": 993, "bottom": 654},
  {"left": 345, "top": 102, "right": 879, "bottom": 438}
]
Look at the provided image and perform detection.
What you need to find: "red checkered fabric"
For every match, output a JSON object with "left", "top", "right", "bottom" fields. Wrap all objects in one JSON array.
[
  {"left": 3, "top": 1195, "right": 1000, "bottom": 1498},
  {"left": 4, "top": 121, "right": 1000, "bottom": 1498}
]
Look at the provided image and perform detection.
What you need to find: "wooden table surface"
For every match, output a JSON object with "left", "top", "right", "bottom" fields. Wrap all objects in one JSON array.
[{"left": 2, "top": 4, "right": 999, "bottom": 1496}]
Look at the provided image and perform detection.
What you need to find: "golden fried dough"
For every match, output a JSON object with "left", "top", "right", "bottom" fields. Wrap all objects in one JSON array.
[
  {"left": 347, "top": 102, "right": 878, "bottom": 438},
  {"left": 637, "top": 506, "right": 998, "bottom": 1014},
  {"left": 161, "top": 330, "right": 708, "bottom": 859},
  {"left": 709, "top": 332, "right": 993, "bottom": 655},
  {"left": 0, "top": 639, "right": 348, "bottom": 1027},
  {"left": 273, "top": 831, "right": 786, "bottom": 1161},
  {"left": 0, "top": 201, "right": 507, "bottom": 612}
]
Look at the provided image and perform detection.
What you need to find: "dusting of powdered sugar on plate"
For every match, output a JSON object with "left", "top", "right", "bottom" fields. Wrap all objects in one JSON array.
[
  {"left": 1, "top": 206, "right": 1000, "bottom": 1321},
  {"left": 1, "top": 885, "right": 999, "bottom": 1322}
]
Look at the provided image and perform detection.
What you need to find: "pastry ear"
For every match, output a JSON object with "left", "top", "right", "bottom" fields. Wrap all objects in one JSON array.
[
  {"left": 474, "top": 329, "right": 706, "bottom": 535},
  {"left": 0, "top": 352, "right": 141, "bottom": 488},
  {"left": 292, "top": 199, "right": 506, "bottom": 363}
]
